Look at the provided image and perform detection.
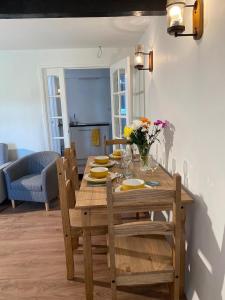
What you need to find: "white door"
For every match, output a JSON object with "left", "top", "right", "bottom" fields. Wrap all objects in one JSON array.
[
  {"left": 43, "top": 68, "right": 70, "bottom": 155},
  {"left": 110, "top": 57, "right": 131, "bottom": 139}
]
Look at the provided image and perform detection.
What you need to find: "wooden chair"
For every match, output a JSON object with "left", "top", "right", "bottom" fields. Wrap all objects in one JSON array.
[
  {"left": 104, "top": 138, "right": 128, "bottom": 155},
  {"left": 56, "top": 156, "right": 109, "bottom": 281},
  {"left": 64, "top": 142, "right": 80, "bottom": 199},
  {"left": 106, "top": 174, "right": 182, "bottom": 300}
]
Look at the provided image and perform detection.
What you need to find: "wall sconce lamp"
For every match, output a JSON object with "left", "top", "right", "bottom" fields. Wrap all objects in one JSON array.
[
  {"left": 134, "top": 45, "right": 153, "bottom": 72},
  {"left": 166, "top": 0, "right": 203, "bottom": 40}
]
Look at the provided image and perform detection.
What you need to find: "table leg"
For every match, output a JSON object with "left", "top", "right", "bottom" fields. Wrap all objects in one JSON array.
[
  {"left": 180, "top": 206, "right": 186, "bottom": 297},
  {"left": 82, "top": 210, "right": 93, "bottom": 300}
]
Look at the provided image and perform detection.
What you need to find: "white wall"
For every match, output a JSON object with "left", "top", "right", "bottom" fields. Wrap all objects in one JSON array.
[
  {"left": 0, "top": 47, "right": 131, "bottom": 159},
  {"left": 132, "top": 67, "right": 146, "bottom": 119},
  {"left": 137, "top": 1, "right": 225, "bottom": 299},
  {"left": 65, "top": 68, "right": 111, "bottom": 124}
]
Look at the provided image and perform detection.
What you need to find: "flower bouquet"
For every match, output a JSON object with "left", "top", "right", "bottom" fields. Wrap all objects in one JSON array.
[{"left": 124, "top": 117, "right": 167, "bottom": 171}]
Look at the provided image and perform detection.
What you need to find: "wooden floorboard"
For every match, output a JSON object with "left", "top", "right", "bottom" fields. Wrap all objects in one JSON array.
[{"left": 0, "top": 201, "right": 186, "bottom": 300}]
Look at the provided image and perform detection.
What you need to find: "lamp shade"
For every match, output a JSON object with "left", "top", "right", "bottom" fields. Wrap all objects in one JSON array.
[
  {"left": 167, "top": 0, "right": 186, "bottom": 35},
  {"left": 134, "top": 45, "right": 144, "bottom": 70}
]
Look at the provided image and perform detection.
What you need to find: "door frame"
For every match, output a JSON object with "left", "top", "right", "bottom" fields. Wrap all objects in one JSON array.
[
  {"left": 40, "top": 67, "right": 70, "bottom": 150},
  {"left": 40, "top": 63, "right": 131, "bottom": 150},
  {"left": 110, "top": 56, "right": 132, "bottom": 139}
]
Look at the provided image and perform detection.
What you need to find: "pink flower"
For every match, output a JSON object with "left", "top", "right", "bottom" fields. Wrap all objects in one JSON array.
[
  {"left": 154, "top": 119, "right": 168, "bottom": 128},
  {"left": 154, "top": 120, "right": 162, "bottom": 126}
]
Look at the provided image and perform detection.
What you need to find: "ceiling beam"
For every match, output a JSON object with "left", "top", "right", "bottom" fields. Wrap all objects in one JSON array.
[{"left": 0, "top": 0, "right": 166, "bottom": 19}]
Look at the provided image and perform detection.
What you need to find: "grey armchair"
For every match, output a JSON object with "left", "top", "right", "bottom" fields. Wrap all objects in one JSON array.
[{"left": 4, "top": 151, "right": 60, "bottom": 210}]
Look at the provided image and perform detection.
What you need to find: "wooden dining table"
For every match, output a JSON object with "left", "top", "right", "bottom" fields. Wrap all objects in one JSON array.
[{"left": 76, "top": 156, "right": 194, "bottom": 300}]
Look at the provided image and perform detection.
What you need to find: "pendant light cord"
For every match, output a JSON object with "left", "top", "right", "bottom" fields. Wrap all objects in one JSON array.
[{"left": 97, "top": 46, "right": 103, "bottom": 58}]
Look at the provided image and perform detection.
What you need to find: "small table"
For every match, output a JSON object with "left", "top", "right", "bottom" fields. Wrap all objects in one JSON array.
[{"left": 76, "top": 157, "right": 193, "bottom": 300}]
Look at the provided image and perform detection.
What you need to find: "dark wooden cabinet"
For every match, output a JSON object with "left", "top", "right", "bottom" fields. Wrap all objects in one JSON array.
[{"left": 0, "top": 0, "right": 166, "bottom": 18}]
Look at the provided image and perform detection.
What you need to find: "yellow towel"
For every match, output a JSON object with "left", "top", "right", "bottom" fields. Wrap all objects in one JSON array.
[{"left": 91, "top": 128, "right": 100, "bottom": 146}]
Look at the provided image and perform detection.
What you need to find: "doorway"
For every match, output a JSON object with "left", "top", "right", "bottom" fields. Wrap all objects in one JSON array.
[
  {"left": 42, "top": 56, "right": 131, "bottom": 160},
  {"left": 65, "top": 68, "right": 111, "bottom": 126}
]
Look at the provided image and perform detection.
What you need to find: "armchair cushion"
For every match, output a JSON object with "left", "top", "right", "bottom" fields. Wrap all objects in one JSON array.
[{"left": 11, "top": 174, "right": 42, "bottom": 192}]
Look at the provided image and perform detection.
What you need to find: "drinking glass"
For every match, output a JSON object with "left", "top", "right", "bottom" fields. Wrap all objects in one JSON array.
[
  {"left": 131, "top": 144, "right": 140, "bottom": 162},
  {"left": 149, "top": 155, "right": 159, "bottom": 173},
  {"left": 122, "top": 145, "right": 133, "bottom": 178}
]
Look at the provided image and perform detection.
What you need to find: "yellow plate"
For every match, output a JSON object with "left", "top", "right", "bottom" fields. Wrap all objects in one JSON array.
[
  {"left": 94, "top": 156, "right": 109, "bottom": 165},
  {"left": 109, "top": 153, "right": 122, "bottom": 160},
  {"left": 84, "top": 172, "right": 117, "bottom": 183},
  {"left": 122, "top": 179, "right": 145, "bottom": 190},
  {"left": 90, "top": 160, "right": 116, "bottom": 168},
  {"left": 113, "top": 149, "right": 123, "bottom": 156},
  {"left": 115, "top": 184, "right": 151, "bottom": 192}
]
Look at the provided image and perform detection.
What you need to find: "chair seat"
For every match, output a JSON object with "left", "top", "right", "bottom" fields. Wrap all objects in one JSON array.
[
  {"left": 11, "top": 174, "right": 42, "bottom": 192},
  {"left": 69, "top": 208, "right": 109, "bottom": 228},
  {"left": 112, "top": 235, "right": 174, "bottom": 286}
]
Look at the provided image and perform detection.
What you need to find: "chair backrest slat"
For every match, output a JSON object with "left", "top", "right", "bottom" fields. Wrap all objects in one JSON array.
[
  {"left": 64, "top": 143, "right": 79, "bottom": 208},
  {"left": 114, "top": 221, "right": 174, "bottom": 237},
  {"left": 111, "top": 189, "right": 175, "bottom": 213},
  {"left": 57, "top": 157, "right": 74, "bottom": 238},
  {"left": 104, "top": 138, "right": 128, "bottom": 155}
]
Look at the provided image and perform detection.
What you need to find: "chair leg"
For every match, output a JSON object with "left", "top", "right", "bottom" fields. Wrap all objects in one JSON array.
[
  {"left": 11, "top": 200, "right": 16, "bottom": 208},
  {"left": 64, "top": 234, "right": 75, "bottom": 280},
  {"left": 170, "top": 280, "right": 180, "bottom": 300},
  {"left": 83, "top": 229, "right": 93, "bottom": 299},
  {"left": 169, "top": 283, "right": 173, "bottom": 300},
  {"left": 111, "top": 280, "right": 117, "bottom": 300},
  {"left": 45, "top": 202, "right": 49, "bottom": 211}
]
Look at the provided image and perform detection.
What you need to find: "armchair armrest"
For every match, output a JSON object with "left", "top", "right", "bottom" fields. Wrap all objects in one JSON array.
[
  {"left": 3, "top": 157, "right": 28, "bottom": 184},
  {"left": 41, "top": 160, "right": 59, "bottom": 201},
  {"left": 0, "top": 162, "right": 12, "bottom": 171}
]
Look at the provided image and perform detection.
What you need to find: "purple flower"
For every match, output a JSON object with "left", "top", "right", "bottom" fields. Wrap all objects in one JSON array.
[
  {"left": 154, "top": 120, "right": 163, "bottom": 126},
  {"left": 154, "top": 119, "right": 168, "bottom": 128}
]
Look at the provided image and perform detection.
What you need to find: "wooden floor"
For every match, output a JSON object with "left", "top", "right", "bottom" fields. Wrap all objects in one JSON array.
[{"left": 0, "top": 200, "right": 185, "bottom": 300}]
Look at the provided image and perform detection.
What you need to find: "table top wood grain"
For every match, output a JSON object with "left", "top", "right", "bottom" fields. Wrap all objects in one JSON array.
[{"left": 76, "top": 157, "right": 193, "bottom": 209}]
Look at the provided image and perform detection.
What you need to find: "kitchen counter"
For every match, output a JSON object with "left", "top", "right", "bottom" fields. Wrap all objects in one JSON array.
[{"left": 70, "top": 122, "right": 110, "bottom": 127}]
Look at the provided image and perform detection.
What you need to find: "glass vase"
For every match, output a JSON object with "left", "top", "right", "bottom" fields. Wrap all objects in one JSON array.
[{"left": 137, "top": 145, "right": 151, "bottom": 171}]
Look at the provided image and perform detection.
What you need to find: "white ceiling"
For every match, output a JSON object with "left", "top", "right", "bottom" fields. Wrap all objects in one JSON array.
[{"left": 0, "top": 16, "right": 150, "bottom": 50}]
